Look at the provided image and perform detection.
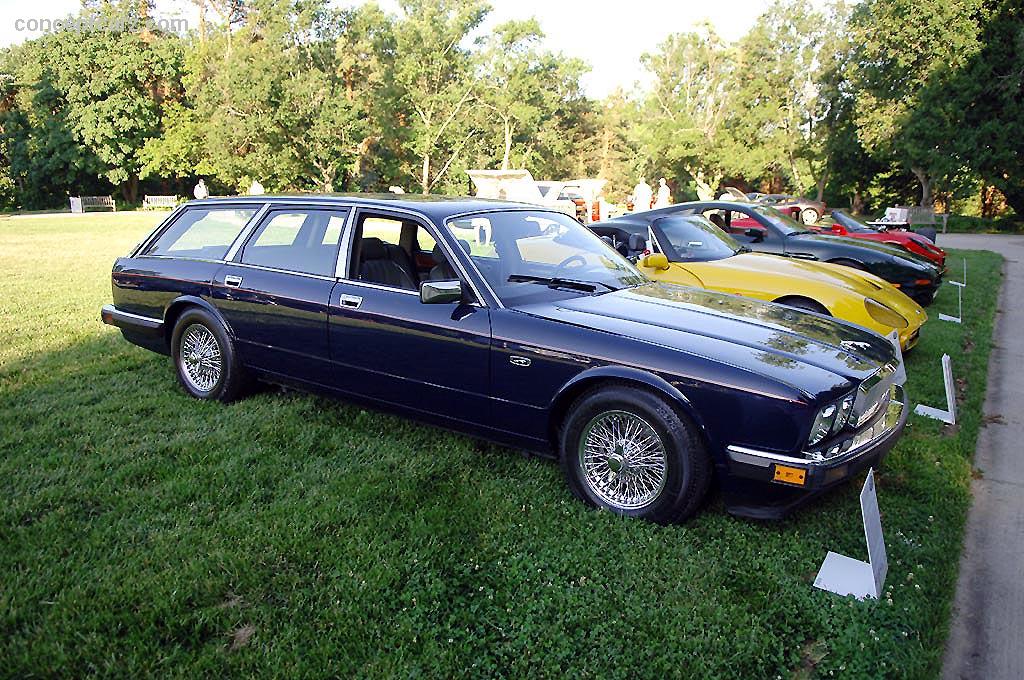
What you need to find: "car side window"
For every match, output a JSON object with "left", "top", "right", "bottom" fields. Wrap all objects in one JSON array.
[
  {"left": 241, "top": 209, "right": 348, "bottom": 277},
  {"left": 146, "top": 206, "right": 260, "bottom": 260},
  {"left": 350, "top": 212, "right": 462, "bottom": 292}
]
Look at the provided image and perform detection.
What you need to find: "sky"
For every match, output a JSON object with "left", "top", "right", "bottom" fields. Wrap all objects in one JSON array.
[{"left": 0, "top": 0, "right": 805, "bottom": 98}]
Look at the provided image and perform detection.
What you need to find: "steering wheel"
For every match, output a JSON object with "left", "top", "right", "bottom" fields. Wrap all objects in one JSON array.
[{"left": 552, "top": 254, "right": 588, "bottom": 278}]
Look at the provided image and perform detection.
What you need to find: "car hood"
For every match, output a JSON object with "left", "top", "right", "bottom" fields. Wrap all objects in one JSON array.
[
  {"left": 795, "top": 232, "right": 940, "bottom": 271},
  {"left": 700, "top": 252, "right": 893, "bottom": 295},
  {"left": 517, "top": 283, "right": 897, "bottom": 389}
]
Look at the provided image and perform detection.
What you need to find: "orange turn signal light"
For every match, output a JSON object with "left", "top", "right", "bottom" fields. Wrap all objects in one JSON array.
[{"left": 773, "top": 464, "right": 807, "bottom": 486}]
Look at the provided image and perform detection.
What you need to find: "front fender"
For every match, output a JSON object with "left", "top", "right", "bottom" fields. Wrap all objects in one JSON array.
[{"left": 548, "top": 364, "right": 712, "bottom": 449}]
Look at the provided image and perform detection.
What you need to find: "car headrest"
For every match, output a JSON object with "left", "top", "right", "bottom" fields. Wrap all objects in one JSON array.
[
  {"left": 360, "top": 237, "right": 386, "bottom": 260},
  {"left": 628, "top": 233, "right": 647, "bottom": 252},
  {"left": 457, "top": 238, "right": 471, "bottom": 255}
]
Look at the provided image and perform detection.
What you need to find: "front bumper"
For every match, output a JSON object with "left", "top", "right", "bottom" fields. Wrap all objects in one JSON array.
[{"left": 722, "top": 383, "right": 907, "bottom": 520}]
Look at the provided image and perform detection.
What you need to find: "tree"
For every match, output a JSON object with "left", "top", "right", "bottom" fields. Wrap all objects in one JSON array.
[
  {"left": 846, "top": 0, "right": 987, "bottom": 206},
  {"left": 392, "top": 0, "right": 487, "bottom": 194},
  {"left": 945, "top": 0, "right": 1024, "bottom": 214},
  {"left": 638, "top": 25, "right": 741, "bottom": 200}
]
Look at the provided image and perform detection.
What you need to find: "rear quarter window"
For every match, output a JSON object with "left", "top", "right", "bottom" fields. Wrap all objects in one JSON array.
[{"left": 146, "top": 206, "right": 260, "bottom": 260}]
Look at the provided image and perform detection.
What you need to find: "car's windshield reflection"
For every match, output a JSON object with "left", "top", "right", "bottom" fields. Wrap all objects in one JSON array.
[{"left": 445, "top": 211, "right": 648, "bottom": 306}]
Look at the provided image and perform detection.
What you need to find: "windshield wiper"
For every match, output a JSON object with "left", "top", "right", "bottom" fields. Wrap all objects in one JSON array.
[{"left": 507, "top": 274, "right": 617, "bottom": 292}]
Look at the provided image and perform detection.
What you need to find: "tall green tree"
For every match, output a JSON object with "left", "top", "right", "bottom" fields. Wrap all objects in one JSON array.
[
  {"left": 638, "top": 25, "right": 742, "bottom": 200},
  {"left": 847, "top": 0, "right": 987, "bottom": 206},
  {"left": 392, "top": 0, "right": 487, "bottom": 194}
]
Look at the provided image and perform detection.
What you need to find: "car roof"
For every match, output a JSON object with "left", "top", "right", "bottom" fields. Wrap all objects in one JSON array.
[{"left": 184, "top": 193, "right": 536, "bottom": 222}]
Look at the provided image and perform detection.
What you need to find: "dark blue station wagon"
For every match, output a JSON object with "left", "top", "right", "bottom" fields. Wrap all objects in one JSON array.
[{"left": 102, "top": 195, "right": 908, "bottom": 522}]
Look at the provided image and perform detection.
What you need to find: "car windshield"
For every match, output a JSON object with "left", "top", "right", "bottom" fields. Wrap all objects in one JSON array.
[
  {"left": 653, "top": 215, "right": 741, "bottom": 262},
  {"left": 753, "top": 206, "right": 812, "bottom": 235},
  {"left": 444, "top": 210, "right": 648, "bottom": 306},
  {"left": 832, "top": 210, "right": 873, "bottom": 233}
]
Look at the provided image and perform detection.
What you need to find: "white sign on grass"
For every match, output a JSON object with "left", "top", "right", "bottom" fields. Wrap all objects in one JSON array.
[
  {"left": 914, "top": 354, "right": 957, "bottom": 425},
  {"left": 814, "top": 468, "right": 888, "bottom": 599}
]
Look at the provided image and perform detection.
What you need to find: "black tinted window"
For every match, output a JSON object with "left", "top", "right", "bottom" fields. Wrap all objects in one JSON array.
[
  {"left": 146, "top": 206, "right": 259, "bottom": 259},
  {"left": 241, "top": 209, "right": 348, "bottom": 276}
]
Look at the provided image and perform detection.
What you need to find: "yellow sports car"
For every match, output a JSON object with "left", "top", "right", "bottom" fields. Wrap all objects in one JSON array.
[{"left": 591, "top": 213, "right": 926, "bottom": 350}]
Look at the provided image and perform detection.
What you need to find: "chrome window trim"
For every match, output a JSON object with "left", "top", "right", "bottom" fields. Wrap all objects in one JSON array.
[
  {"left": 224, "top": 261, "right": 337, "bottom": 282},
  {"left": 135, "top": 254, "right": 226, "bottom": 264},
  {"left": 340, "top": 279, "right": 419, "bottom": 297},
  {"left": 224, "top": 202, "right": 272, "bottom": 261},
  {"left": 334, "top": 208, "right": 358, "bottom": 279}
]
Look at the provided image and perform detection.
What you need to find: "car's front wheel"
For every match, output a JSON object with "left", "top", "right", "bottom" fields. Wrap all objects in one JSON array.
[
  {"left": 171, "top": 307, "right": 248, "bottom": 402},
  {"left": 560, "top": 385, "right": 711, "bottom": 524}
]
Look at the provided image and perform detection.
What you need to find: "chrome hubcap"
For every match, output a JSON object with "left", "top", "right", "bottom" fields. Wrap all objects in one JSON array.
[
  {"left": 178, "top": 323, "right": 222, "bottom": 392},
  {"left": 578, "top": 410, "right": 667, "bottom": 511}
]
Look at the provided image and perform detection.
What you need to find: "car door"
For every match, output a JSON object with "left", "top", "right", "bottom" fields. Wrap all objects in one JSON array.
[
  {"left": 212, "top": 207, "right": 348, "bottom": 384},
  {"left": 327, "top": 208, "right": 492, "bottom": 424}
]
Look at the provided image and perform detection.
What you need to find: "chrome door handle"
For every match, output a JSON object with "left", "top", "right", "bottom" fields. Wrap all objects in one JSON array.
[
  {"left": 338, "top": 294, "right": 362, "bottom": 309},
  {"left": 224, "top": 274, "right": 243, "bottom": 287}
]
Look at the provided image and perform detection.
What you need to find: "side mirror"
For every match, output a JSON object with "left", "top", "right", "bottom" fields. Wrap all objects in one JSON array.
[
  {"left": 744, "top": 228, "right": 765, "bottom": 243},
  {"left": 420, "top": 279, "right": 462, "bottom": 304},
  {"left": 641, "top": 253, "right": 670, "bottom": 270},
  {"left": 627, "top": 233, "right": 647, "bottom": 252}
]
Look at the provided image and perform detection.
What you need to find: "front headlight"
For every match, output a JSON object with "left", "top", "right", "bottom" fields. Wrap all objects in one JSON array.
[
  {"left": 865, "top": 298, "right": 909, "bottom": 329},
  {"left": 808, "top": 392, "right": 856, "bottom": 447}
]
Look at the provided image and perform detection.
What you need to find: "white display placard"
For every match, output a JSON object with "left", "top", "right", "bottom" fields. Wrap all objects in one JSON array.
[
  {"left": 814, "top": 469, "right": 888, "bottom": 600},
  {"left": 914, "top": 354, "right": 957, "bottom": 424},
  {"left": 860, "top": 469, "right": 888, "bottom": 595},
  {"left": 938, "top": 284, "right": 962, "bottom": 324},
  {"left": 886, "top": 330, "right": 907, "bottom": 385}
]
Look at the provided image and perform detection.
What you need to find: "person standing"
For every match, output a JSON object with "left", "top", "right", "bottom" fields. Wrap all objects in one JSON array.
[
  {"left": 193, "top": 179, "right": 209, "bottom": 200},
  {"left": 654, "top": 178, "right": 671, "bottom": 209},
  {"left": 631, "top": 178, "right": 653, "bottom": 213}
]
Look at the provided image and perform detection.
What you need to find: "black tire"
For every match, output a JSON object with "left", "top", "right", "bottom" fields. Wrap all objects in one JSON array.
[
  {"left": 828, "top": 258, "right": 869, "bottom": 272},
  {"left": 775, "top": 297, "right": 830, "bottom": 315},
  {"left": 170, "top": 307, "right": 248, "bottom": 402},
  {"left": 559, "top": 385, "right": 712, "bottom": 524}
]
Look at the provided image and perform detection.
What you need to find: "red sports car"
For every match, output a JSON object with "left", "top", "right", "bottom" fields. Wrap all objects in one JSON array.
[{"left": 814, "top": 210, "right": 946, "bottom": 269}]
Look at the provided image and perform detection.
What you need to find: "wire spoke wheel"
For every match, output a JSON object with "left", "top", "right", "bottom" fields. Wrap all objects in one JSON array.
[
  {"left": 578, "top": 409, "right": 667, "bottom": 511},
  {"left": 178, "top": 323, "right": 222, "bottom": 393}
]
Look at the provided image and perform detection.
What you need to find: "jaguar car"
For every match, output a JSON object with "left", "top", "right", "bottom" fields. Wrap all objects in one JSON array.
[
  {"left": 590, "top": 213, "right": 927, "bottom": 351},
  {"left": 659, "top": 201, "right": 943, "bottom": 306},
  {"left": 101, "top": 195, "right": 908, "bottom": 522}
]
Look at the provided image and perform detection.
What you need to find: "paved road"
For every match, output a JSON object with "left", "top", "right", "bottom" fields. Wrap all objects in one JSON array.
[{"left": 939, "top": 234, "right": 1024, "bottom": 680}]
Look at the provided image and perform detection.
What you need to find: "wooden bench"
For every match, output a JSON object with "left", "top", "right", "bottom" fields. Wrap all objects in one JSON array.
[
  {"left": 69, "top": 196, "right": 116, "bottom": 213},
  {"left": 142, "top": 195, "right": 179, "bottom": 210}
]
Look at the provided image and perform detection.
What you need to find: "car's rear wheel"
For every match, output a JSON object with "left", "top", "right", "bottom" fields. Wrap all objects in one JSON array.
[
  {"left": 801, "top": 208, "right": 820, "bottom": 225},
  {"left": 171, "top": 307, "right": 248, "bottom": 402},
  {"left": 560, "top": 385, "right": 711, "bottom": 524}
]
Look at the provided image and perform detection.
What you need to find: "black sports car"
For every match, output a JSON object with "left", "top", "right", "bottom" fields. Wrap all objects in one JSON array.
[{"left": 619, "top": 201, "right": 943, "bottom": 305}]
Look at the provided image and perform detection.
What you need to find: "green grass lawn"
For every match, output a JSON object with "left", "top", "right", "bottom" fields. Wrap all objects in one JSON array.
[{"left": 0, "top": 212, "right": 1004, "bottom": 678}]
